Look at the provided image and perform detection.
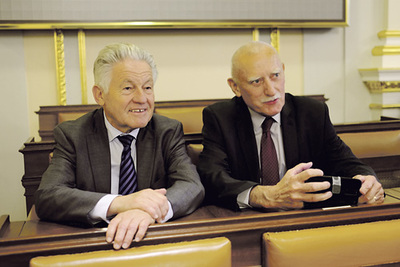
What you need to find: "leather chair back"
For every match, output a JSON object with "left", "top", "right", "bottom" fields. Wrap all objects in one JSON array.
[
  {"left": 263, "top": 219, "right": 400, "bottom": 267},
  {"left": 30, "top": 237, "right": 231, "bottom": 267}
]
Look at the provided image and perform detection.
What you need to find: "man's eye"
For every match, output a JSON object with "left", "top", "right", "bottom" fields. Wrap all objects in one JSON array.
[
  {"left": 251, "top": 79, "right": 261, "bottom": 84},
  {"left": 145, "top": 86, "right": 152, "bottom": 90},
  {"left": 272, "top": 73, "right": 280, "bottom": 78},
  {"left": 123, "top": 87, "right": 132, "bottom": 90}
]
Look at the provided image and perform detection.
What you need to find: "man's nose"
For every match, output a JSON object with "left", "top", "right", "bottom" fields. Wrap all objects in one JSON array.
[
  {"left": 132, "top": 88, "right": 146, "bottom": 102},
  {"left": 263, "top": 79, "right": 276, "bottom": 95}
]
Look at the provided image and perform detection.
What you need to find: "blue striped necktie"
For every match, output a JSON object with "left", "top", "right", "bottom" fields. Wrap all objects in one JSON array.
[{"left": 117, "top": 135, "right": 137, "bottom": 195}]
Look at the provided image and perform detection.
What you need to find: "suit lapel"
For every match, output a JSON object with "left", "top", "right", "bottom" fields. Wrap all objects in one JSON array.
[
  {"left": 87, "top": 109, "right": 112, "bottom": 193},
  {"left": 136, "top": 123, "right": 155, "bottom": 190},
  {"left": 235, "top": 98, "right": 259, "bottom": 181},
  {"left": 281, "top": 94, "right": 299, "bottom": 169}
]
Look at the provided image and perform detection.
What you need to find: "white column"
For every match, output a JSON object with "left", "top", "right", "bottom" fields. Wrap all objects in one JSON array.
[{"left": 359, "top": 0, "right": 400, "bottom": 119}]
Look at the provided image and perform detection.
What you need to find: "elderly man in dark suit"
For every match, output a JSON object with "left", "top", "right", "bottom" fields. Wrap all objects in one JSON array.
[
  {"left": 197, "top": 41, "right": 384, "bottom": 211},
  {"left": 35, "top": 43, "right": 204, "bottom": 250}
]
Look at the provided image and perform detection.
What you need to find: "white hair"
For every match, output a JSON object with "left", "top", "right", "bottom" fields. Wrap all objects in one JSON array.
[{"left": 93, "top": 43, "right": 158, "bottom": 93}]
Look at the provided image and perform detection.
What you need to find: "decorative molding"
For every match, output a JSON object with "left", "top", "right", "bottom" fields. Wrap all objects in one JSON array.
[
  {"left": 271, "top": 28, "right": 280, "bottom": 53},
  {"left": 54, "top": 29, "right": 67, "bottom": 106},
  {"left": 359, "top": 68, "right": 400, "bottom": 81},
  {"left": 252, "top": 28, "right": 259, "bottom": 41},
  {"left": 0, "top": 20, "right": 349, "bottom": 31},
  {"left": 378, "top": 30, "right": 400, "bottom": 38},
  {"left": 78, "top": 30, "right": 88, "bottom": 105},
  {"left": 363, "top": 81, "right": 400, "bottom": 93},
  {"left": 0, "top": 0, "right": 348, "bottom": 30},
  {"left": 369, "top": 103, "right": 400, "bottom": 109},
  {"left": 372, "top": 45, "right": 400, "bottom": 56}
]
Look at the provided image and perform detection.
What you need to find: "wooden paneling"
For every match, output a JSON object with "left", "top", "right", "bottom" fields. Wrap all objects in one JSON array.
[{"left": 1, "top": 200, "right": 400, "bottom": 267}]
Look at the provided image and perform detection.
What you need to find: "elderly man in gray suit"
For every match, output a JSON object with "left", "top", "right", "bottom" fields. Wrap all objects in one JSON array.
[{"left": 35, "top": 43, "right": 204, "bottom": 250}]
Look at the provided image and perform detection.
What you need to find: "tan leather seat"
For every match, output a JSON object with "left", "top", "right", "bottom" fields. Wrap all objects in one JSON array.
[
  {"left": 30, "top": 237, "right": 231, "bottom": 267},
  {"left": 155, "top": 107, "right": 204, "bottom": 134},
  {"left": 338, "top": 130, "right": 400, "bottom": 158},
  {"left": 263, "top": 219, "right": 400, "bottom": 267},
  {"left": 186, "top": 143, "right": 203, "bottom": 166}
]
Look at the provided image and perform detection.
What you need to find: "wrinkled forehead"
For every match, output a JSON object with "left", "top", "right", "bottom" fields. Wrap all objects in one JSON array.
[
  {"left": 232, "top": 43, "right": 282, "bottom": 78},
  {"left": 235, "top": 52, "right": 283, "bottom": 79}
]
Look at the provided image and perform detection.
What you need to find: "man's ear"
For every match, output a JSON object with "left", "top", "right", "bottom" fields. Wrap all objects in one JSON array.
[
  {"left": 92, "top": 86, "right": 105, "bottom": 106},
  {"left": 227, "top": 78, "right": 241, "bottom": 97}
]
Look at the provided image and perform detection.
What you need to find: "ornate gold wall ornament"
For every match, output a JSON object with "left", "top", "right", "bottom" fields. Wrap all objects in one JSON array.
[
  {"left": 369, "top": 103, "right": 400, "bottom": 109},
  {"left": 372, "top": 46, "right": 400, "bottom": 56},
  {"left": 0, "top": 20, "right": 349, "bottom": 31},
  {"left": 78, "top": 30, "right": 88, "bottom": 104},
  {"left": 54, "top": 29, "right": 67, "bottom": 105},
  {"left": 252, "top": 28, "right": 259, "bottom": 41},
  {"left": 271, "top": 28, "right": 280, "bottom": 53},
  {"left": 364, "top": 81, "right": 400, "bottom": 93},
  {"left": 377, "top": 30, "right": 400, "bottom": 39}
]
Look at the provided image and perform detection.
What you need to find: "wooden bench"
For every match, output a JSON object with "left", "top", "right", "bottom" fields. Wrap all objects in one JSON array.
[
  {"left": 335, "top": 120, "right": 400, "bottom": 189},
  {"left": 20, "top": 95, "right": 333, "bottom": 214},
  {"left": 35, "top": 99, "right": 225, "bottom": 142}
]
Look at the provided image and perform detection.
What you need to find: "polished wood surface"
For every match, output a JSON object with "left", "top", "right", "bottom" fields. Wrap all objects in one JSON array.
[{"left": 1, "top": 193, "right": 400, "bottom": 267}]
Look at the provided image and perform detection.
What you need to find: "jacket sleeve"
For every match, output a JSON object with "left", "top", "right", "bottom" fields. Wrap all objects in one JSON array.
[
  {"left": 34, "top": 124, "right": 106, "bottom": 227},
  {"left": 197, "top": 106, "right": 258, "bottom": 210},
  {"left": 160, "top": 121, "right": 205, "bottom": 219}
]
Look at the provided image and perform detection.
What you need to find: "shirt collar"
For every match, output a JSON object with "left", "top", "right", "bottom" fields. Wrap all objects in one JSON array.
[
  {"left": 103, "top": 110, "right": 139, "bottom": 142},
  {"left": 249, "top": 108, "right": 281, "bottom": 133}
]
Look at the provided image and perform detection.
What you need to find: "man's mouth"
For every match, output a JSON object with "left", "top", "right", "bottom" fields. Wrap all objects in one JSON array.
[
  {"left": 262, "top": 93, "right": 281, "bottom": 104},
  {"left": 262, "top": 97, "right": 279, "bottom": 105},
  {"left": 129, "top": 109, "right": 146, "bottom": 113}
]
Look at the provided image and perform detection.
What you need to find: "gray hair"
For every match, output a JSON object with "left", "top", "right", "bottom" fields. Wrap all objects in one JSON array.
[{"left": 93, "top": 43, "right": 158, "bottom": 93}]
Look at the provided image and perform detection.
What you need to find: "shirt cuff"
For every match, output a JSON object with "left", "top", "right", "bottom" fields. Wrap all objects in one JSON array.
[
  {"left": 160, "top": 201, "right": 174, "bottom": 223},
  {"left": 88, "top": 195, "right": 174, "bottom": 224},
  {"left": 88, "top": 194, "right": 119, "bottom": 224},
  {"left": 237, "top": 187, "right": 253, "bottom": 209}
]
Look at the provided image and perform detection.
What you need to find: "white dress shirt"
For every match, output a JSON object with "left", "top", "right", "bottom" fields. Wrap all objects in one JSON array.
[
  {"left": 237, "top": 109, "right": 287, "bottom": 208},
  {"left": 88, "top": 112, "right": 173, "bottom": 223}
]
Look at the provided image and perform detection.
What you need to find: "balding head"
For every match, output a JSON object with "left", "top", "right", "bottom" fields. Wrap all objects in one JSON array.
[
  {"left": 227, "top": 41, "right": 286, "bottom": 117},
  {"left": 231, "top": 41, "right": 281, "bottom": 81}
]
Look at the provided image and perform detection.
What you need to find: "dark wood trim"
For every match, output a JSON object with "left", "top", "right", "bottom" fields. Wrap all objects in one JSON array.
[
  {"left": 0, "top": 215, "right": 10, "bottom": 237},
  {"left": 1, "top": 202, "right": 400, "bottom": 267},
  {"left": 34, "top": 96, "right": 326, "bottom": 141},
  {"left": 334, "top": 119, "right": 400, "bottom": 133}
]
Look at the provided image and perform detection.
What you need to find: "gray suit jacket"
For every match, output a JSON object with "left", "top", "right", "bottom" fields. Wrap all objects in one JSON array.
[{"left": 35, "top": 108, "right": 204, "bottom": 226}]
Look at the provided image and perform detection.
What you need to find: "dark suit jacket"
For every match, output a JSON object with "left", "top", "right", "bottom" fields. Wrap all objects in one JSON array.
[
  {"left": 35, "top": 108, "right": 204, "bottom": 226},
  {"left": 197, "top": 94, "right": 376, "bottom": 210}
]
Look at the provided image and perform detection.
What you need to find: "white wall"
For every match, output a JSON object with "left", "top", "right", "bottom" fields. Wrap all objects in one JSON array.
[
  {"left": 0, "top": 0, "right": 392, "bottom": 221},
  {"left": 0, "top": 32, "right": 30, "bottom": 220}
]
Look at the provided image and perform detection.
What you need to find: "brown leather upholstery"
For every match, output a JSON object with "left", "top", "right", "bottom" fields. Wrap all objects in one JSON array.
[
  {"left": 263, "top": 219, "right": 400, "bottom": 267},
  {"left": 57, "top": 106, "right": 205, "bottom": 135},
  {"left": 30, "top": 237, "right": 231, "bottom": 267},
  {"left": 155, "top": 106, "right": 204, "bottom": 134},
  {"left": 338, "top": 130, "right": 400, "bottom": 158},
  {"left": 186, "top": 144, "right": 203, "bottom": 166},
  {"left": 58, "top": 112, "right": 87, "bottom": 123}
]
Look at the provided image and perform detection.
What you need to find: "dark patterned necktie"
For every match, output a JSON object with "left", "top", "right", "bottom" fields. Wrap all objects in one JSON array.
[
  {"left": 117, "top": 135, "right": 137, "bottom": 195},
  {"left": 261, "top": 117, "right": 280, "bottom": 185}
]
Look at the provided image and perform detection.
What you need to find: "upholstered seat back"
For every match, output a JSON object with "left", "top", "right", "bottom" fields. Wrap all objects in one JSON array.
[
  {"left": 30, "top": 237, "right": 231, "bottom": 267},
  {"left": 338, "top": 130, "right": 400, "bottom": 159},
  {"left": 263, "top": 219, "right": 400, "bottom": 267}
]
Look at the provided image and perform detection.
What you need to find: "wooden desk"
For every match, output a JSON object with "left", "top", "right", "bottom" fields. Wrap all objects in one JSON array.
[{"left": 1, "top": 196, "right": 400, "bottom": 267}]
